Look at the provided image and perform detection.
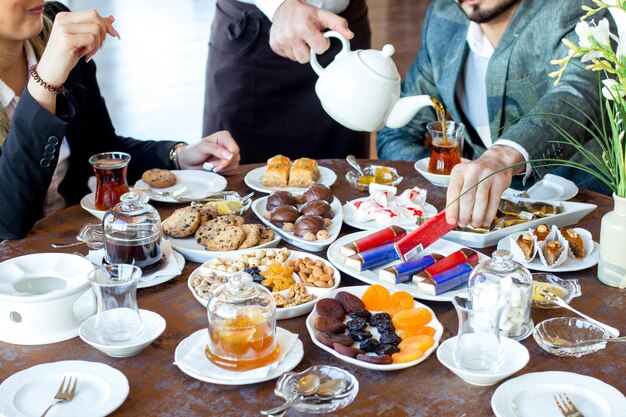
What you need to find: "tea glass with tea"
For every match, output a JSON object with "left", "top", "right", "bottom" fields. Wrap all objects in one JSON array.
[
  {"left": 88, "top": 264, "right": 143, "bottom": 343},
  {"left": 89, "top": 152, "right": 131, "bottom": 211},
  {"left": 427, "top": 121, "right": 464, "bottom": 175}
]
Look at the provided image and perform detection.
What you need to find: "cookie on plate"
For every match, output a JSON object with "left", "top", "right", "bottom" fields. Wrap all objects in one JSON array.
[
  {"left": 257, "top": 226, "right": 275, "bottom": 245},
  {"left": 239, "top": 224, "right": 262, "bottom": 249},
  {"left": 142, "top": 168, "right": 177, "bottom": 188},
  {"left": 204, "top": 227, "right": 246, "bottom": 251},
  {"left": 193, "top": 203, "right": 218, "bottom": 224},
  {"left": 162, "top": 207, "right": 200, "bottom": 238}
]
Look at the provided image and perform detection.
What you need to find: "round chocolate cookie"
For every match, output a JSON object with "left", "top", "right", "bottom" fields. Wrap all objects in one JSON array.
[
  {"left": 266, "top": 191, "right": 297, "bottom": 211},
  {"left": 270, "top": 205, "right": 300, "bottom": 227},
  {"left": 294, "top": 215, "right": 325, "bottom": 237},
  {"left": 303, "top": 184, "right": 333, "bottom": 203},
  {"left": 301, "top": 200, "right": 334, "bottom": 219},
  {"left": 142, "top": 168, "right": 177, "bottom": 188}
]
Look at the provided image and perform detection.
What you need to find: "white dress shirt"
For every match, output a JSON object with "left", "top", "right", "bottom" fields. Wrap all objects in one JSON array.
[
  {"left": 457, "top": 22, "right": 531, "bottom": 178},
  {"left": 240, "top": 0, "right": 349, "bottom": 21},
  {"left": 0, "top": 41, "right": 71, "bottom": 216}
]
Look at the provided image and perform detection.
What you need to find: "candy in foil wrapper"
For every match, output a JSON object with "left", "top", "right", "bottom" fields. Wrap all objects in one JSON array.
[
  {"left": 491, "top": 216, "right": 531, "bottom": 230},
  {"left": 522, "top": 201, "right": 561, "bottom": 218}
]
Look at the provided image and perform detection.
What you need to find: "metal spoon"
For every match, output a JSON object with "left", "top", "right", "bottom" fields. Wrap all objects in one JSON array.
[
  {"left": 316, "top": 378, "right": 347, "bottom": 398},
  {"left": 546, "top": 335, "right": 626, "bottom": 348},
  {"left": 260, "top": 374, "right": 320, "bottom": 416},
  {"left": 52, "top": 239, "right": 103, "bottom": 249},
  {"left": 261, "top": 377, "right": 349, "bottom": 416},
  {"left": 346, "top": 155, "right": 365, "bottom": 176}
]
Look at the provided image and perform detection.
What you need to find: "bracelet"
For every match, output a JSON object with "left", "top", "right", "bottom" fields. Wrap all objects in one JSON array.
[
  {"left": 169, "top": 142, "right": 187, "bottom": 170},
  {"left": 28, "top": 65, "right": 64, "bottom": 95}
]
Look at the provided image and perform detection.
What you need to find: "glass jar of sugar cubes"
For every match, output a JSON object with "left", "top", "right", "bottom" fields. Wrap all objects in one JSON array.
[{"left": 467, "top": 250, "right": 533, "bottom": 341}]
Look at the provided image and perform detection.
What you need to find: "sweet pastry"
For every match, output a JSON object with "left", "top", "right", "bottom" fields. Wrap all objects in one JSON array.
[
  {"left": 533, "top": 224, "right": 550, "bottom": 241},
  {"left": 303, "top": 184, "right": 333, "bottom": 203},
  {"left": 239, "top": 224, "right": 262, "bottom": 249},
  {"left": 162, "top": 207, "right": 200, "bottom": 238},
  {"left": 142, "top": 168, "right": 177, "bottom": 188},
  {"left": 543, "top": 241, "right": 563, "bottom": 266},
  {"left": 560, "top": 228, "right": 585, "bottom": 259},
  {"left": 262, "top": 155, "right": 291, "bottom": 187},
  {"left": 266, "top": 191, "right": 297, "bottom": 211},
  {"left": 294, "top": 215, "right": 325, "bottom": 237},
  {"left": 270, "top": 205, "right": 301, "bottom": 227},
  {"left": 516, "top": 233, "right": 535, "bottom": 262},
  {"left": 267, "top": 155, "right": 291, "bottom": 167},
  {"left": 300, "top": 200, "right": 334, "bottom": 219},
  {"left": 288, "top": 158, "right": 320, "bottom": 188}
]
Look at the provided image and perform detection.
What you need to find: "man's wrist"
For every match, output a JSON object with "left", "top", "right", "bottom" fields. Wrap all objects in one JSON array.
[
  {"left": 169, "top": 142, "right": 188, "bottom": 170},
  {"left": 487, "top": 145, "right": 526, "bottom": 175}
]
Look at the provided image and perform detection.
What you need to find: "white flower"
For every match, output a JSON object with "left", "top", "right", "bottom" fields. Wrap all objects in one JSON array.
[
  {"left": 576, "top": 21, "right": 593, "bottom": 48},
  {"left": 591, "top": 18, "right": 611, "bottom": 48},
  {"left": 576, "top": 19, "right": 613, "bottom": 62},
  {"left": 601, "top": 78, "right": 625, "bottom": 100},
  {"left": 617, "top": 31, "right": 626, "bottom": 59}
]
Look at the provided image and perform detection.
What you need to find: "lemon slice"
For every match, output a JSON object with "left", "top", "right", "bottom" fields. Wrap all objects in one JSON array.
[
  {"left": 209, "top": 200, "right": 243, "bottom": 215},
  {"left": 532, "top": 281, "right": 567, "bottom": 302}
]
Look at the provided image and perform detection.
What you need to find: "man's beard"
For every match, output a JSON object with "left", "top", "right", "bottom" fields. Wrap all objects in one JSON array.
[{"left": 457, "top": 0, "right": 520, "bottom": 24}]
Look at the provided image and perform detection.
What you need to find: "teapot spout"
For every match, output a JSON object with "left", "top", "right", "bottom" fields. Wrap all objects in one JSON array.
[{"left": 385, "top": 95, "right": 435, "bottom": 129}]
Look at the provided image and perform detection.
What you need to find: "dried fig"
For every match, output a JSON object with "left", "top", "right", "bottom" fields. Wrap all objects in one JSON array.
[
  {"left": 356, "top": 353, "right": 393, "bottom": 365},
  {"left": 315, "top": 298, "right": 345, "bottom": 320},
  {"left": 315, "top": 316, "right": 347, "bottom": 334},
  {"left": 317, "top": 332, "right": 354, "bottom": 348},
  {"left": 335, "top": 291, "right": 366, "bottom": 313},
  {"left": 333, "top": 343, "right": 364, "bottom": 358}
]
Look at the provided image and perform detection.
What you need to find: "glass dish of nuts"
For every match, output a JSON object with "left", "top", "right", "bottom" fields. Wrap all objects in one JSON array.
[{"left": 188, "top": 248, "right": 341, "bottom": 320}]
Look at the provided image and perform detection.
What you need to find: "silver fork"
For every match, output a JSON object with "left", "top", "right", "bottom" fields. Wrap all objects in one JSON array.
[
  {"left": 541, "top": 289, "right": 620, "bottom": 337},
  {"left": 41, "top": 376, "right": 77, "bottom": 417},
  {"left": 554, "top": 393, "right": 584, "bottom": 417}
]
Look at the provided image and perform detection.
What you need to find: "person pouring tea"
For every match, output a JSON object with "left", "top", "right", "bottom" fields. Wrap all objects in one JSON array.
[
  {"left": 0, "top": 1, "right": 241, "bottom": 240},
  {"left": 376, "top": 0, "right": 613, "bottom": 229}
]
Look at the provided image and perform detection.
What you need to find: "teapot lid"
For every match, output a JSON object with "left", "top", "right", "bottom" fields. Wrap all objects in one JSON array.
[{"left": 357, "top": 44, "right": 399, "bottom": 81}]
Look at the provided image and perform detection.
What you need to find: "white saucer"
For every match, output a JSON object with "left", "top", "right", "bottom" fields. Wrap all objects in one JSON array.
[
  {"left": 79, "top": 309, "right": 166, "bottom": 358},
  {"left": 414, "top": 157, "right": 451, "bottom": 187},
  {"left": 80, "top": 190, "right": 150, "bottom": 220},
  {"left": 436, "top": 336, "right": 529, "bottom": 386},
  {"left": 244, "top": 166, "right": 337, "bottom": 194},
  {"left": 135, "top": 170, "right": 227, "bottom": 203},
  {"left": 491, "top": 371, "right": 626, "bottom": 417},
  {"left": 0, "top": 360, "right": 129, "bottom": 417},
  {"left": 174, "top": 327, "right": 303, "bottom": 385},
  {"left": 502, "top": 174, "right": 579, "bottom": 201}
]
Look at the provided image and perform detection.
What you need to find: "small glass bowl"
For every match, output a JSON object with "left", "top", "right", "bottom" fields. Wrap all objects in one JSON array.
[
  {"left": 532, "top": 317, "right": 609, "bottom": 357},
  {"left": 531, "top": 273, "right": 581, "bottom": 309},
  {"left": 345, "top": 165, "right": 403, "bottom": 191},
  {"left": 274, "top": 365, "right": 359, "bottom": 414}
]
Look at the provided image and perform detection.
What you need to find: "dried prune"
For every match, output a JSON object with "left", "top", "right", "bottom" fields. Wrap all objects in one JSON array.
[
  {"left": 346, "top": 318, "right": 368, "bottom": 332},
  {"left": 335, "top": 291, "right": 366, "bottom": 313},
  {"left": 359, "top": 338, "right": 380, "bottom": 353},
  {"left": 349, "top": 310, "right": 372, "bottom": 321},
  {"left": 244, "top": 266, "right": 264, "bottom": 284},
  {"left": 369, "top": 312, "right": 392, "bottom": 327},
  {"left": 317, "top": 332, "right": 353, "bottom": 348},
  {"left": 356, "top": 353, "right": 393, "bottom": 365},
  {"left": 376, "top": 343, "right": 400, "bottom": 356},
  {"left": 349, "top": 329, "right": 372, "bottom": 342},
  {"left": 379, "top": 332, "right": 402, "bottom": 346},
  {"left": 333, "top": 343, "right": 364, "bottom": 358},
  {"left": 375, "top": 320, "right": 396, "bottom": 333},
  {"left": 315, "top": 298, "right": 346, "bottom": 320},
  {"left": 315, "top": 316, "right": 347, "bottom": 333}
]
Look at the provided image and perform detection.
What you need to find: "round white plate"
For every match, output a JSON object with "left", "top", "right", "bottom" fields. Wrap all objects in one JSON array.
[
  {"left": 251, "top": 196, "right": 342, "bottom": 253},
  {"left": 174, "top": 327, "right": 304, "bottom": 385},
  {"left": 187, "top": 249, "right": 340, "bottom": 320},
  {"left": 326, "top": 231, "right": 490, "bottom": 302},
  {"left": 306, "top": 285, "right": 443, "bottom": 371},
  {"left": 414, "top": 157, "right": 451, "bottom": 187},
  {"left": 80, "top": 190, "right": 150, "bottom": 220},
  {"left": 502, "top": 174, "right": 579, "bottom": 201},
  {"left": 497, "top": 232, "right": 599, "bottom": 272},
  {"left": 135, "top": 170, "right": 227, "bottom": 203},
  {"left": 169, "top": 232, "right": 281, "bottom": 263},
  {"left": 491, "top": 371, "right": 626, "bottom": 417},
  {"left": 244, "top": 166, "right": 337, "bottom": 194},
  {"left": 0, "top": 360, "right": 129, "bottom": 417},
  {"left": 342, "top": 198, "right": 439, "bottom": 232}
]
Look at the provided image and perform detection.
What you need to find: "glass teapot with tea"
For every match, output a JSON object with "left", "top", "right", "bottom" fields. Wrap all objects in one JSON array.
[
  {"left": 206, "top": 272, "right": 279, "bottom": 371},
  {"left": 102, "top": 192, "right": 163, "bottom": 272}
]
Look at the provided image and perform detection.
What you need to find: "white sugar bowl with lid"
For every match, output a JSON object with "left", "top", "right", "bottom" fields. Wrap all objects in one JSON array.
[
  {"left": 468, "top": 250, "right": 534, "bottom": 341},
  {"left": 0, "top": 253, "right": 96, "bottom": 345}
]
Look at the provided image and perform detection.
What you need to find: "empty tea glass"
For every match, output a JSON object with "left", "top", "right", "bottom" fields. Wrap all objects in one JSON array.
[
  {"left": 88, "top": 264, "right": 143, "bottom": 343},
  {"left": 427, "top": 121, "right": 464, "bottom": 175},
  {"left": 89, "top": 152, "right": 131, "bottom": 210},
  {"left": 452, "top": 287, "right": 507, "bottom": 372}
]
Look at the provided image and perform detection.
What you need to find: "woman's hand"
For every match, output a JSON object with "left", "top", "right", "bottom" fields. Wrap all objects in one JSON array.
[{"left": 177, "top": 131, "right": 241, "bottom": 176}]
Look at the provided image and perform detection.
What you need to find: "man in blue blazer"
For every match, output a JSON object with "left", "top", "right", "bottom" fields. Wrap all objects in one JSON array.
[{"left": 377, "top": 0, "right": 610, "bottom": 228}]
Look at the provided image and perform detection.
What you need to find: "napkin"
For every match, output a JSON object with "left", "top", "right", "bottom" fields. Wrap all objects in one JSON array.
[
  {"left": 87, "top": 238, "right": 182, "bottom": 282},
  {"left": 176, "top": 329, "right": 298, "bottom": 380}
]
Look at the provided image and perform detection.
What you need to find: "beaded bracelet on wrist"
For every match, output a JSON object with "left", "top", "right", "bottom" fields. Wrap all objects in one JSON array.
[{"left": 29, "top": 65, "right": 65, "bottom": 95}]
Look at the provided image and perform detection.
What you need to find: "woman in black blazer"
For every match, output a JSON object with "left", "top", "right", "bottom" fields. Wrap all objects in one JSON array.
[{"left": 0, "top": 2, "right": 241, "bottom": 240}]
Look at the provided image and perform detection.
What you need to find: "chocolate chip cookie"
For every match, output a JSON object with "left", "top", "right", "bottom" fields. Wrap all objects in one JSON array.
[
  {"left": 142, "top": 168, "right": 177, "bottom": 188},
  {"left": 239, "top": 224, "right": 262, "bottom": 249},
  {"left": 204, "top": 227, "right": 246, "bottom": 251},
  {"left": 162, "top": 207, "right": 200, "bottom": 238}
]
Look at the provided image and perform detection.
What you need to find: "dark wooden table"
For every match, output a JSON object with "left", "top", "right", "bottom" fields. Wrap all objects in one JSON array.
[{"left": 1, "top": 160, "right": 624, "bottom": 417}]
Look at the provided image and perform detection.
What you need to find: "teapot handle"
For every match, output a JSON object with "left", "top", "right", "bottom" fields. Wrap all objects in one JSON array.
[{"left": 310, "top": 30, "right": 351, "bottom": 77}]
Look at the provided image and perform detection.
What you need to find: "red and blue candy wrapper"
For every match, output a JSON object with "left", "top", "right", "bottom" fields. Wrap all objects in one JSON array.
[
  {"left": 415, "top": 261, "right": 477, "bottom": 296},
  {"left": 419, "top": 248, "right": 478, "bottom": 278},
  {"left": 379, "top": 253, "right": 443, "bottom": 284},
  {"left": 394, "top": 210, "right": 456, "bottom": 261},
  {"left": 340, "top": 226, "right": 406, "bottom": 257},
  {"left": 344, "top": 243, "right": 400, "bottom": 271}
]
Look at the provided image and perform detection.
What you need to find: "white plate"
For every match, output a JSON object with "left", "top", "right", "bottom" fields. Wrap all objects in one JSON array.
[
  {"left": 244, "top": 166, "right": 337, "bottom": 194},
  {"left": 414, "top": 157, "right": 451, "bottom": 187},
  {"left": 497, "top": 232, "right": 599, "bottom": 272},
  {"left": 174, "top": 327, "right": 304, "bottom": 385},
  {"left": 79, "top": 309, "right": 166, "bottom": 358},
  {"left": 135, "top": 170, "right": 227, "bottom": 203},
  {"left": 502, "top": 174, "right": 579, "bottom": 201},
  {"left": 80, "top": 191, "right": 150, "bottom": 220},
  {"left": 444, "top": 200, "right": 597, "bottom": 248},
  {"left": 169, "top": 232, "right": 281, "bottom": 263},
  {"left": 187, "top": 249, "right": 341, "bottom": 320},
  {"left": 305, "top": 285, "right": 444, "bottom": 371},
  {"left": 437, "top": 336, "right": 529, "bottom": 386},
  {"left": 251, "top": 196, "right": 342, "bottom": 252},
  {"left": 491, "top": 371, "right": 626, "bottom": 417},
  {"left": 0, "top": 360, "right": 129, "bottom": 417},
  {"left": 326, "top": 231, "right": 490, "bottom": 302},
  {"left": 342, "top": 198, "right": 439, "bottom": 232}
]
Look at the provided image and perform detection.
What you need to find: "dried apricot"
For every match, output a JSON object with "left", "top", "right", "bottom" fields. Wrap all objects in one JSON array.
[
  {"left": 397, "top": 326, "right": 436, "bottom": 340},
  {"left": 392, "top": 349, "right": 424, "bottom": 364},
  {"left": 362, "top": 284, "right": 391, "bottom": 311},
  {"left": 398, "top": 335, "right": 435, "bottom": 353},
  {"left": 392, "top": 308, "right": 432, "bottom": 331},
  {"left": 383, "top": 291, "right": 415, "bottom": 317}
]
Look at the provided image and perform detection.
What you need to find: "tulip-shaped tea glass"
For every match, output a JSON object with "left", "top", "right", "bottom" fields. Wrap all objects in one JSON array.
[
  {"left": 427, "top": 121, "right": 464, "bottom": 175},
  {"left": 452, "top": 287, "right": 507, "bottom": 372},
  {"left": 89, "top": 152, "right": 131, "bottom": 210},
  {"left": 88, "top": 264, "right": 143, "bottom": 343}
]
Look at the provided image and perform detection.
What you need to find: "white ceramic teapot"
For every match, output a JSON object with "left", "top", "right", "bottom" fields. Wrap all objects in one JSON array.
[{"left": 310, "top": 31, "right": 435, "bottom": 132}]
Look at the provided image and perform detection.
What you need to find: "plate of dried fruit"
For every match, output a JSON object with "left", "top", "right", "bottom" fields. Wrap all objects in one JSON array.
[
  {"left": 188, "top": 248, "right": 340, "bottom": 320},
  {"left": 305, "top": 285, "right": 443, "bottom": 370}
]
